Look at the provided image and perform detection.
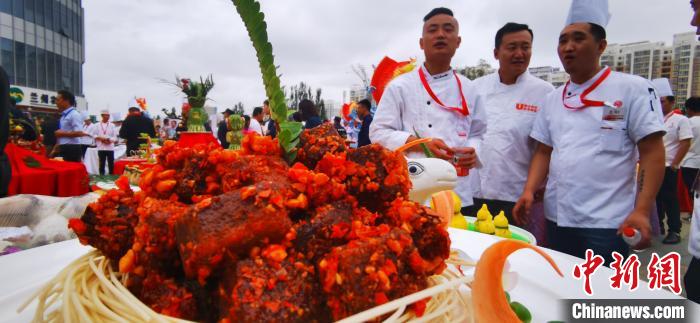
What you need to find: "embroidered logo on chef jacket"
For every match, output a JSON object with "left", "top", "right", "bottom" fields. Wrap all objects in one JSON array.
[{"left": 515, "top": 103, "right": 539, "bottom": 112}]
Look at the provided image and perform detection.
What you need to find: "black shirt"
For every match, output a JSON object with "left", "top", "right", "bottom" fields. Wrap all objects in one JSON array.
[
  {"left": 119, "top": 114, "right": 156, "bottom": 142},
  {"left": 304, "top": 116, "right": 323, "bottom": 130},
  {"left": 333, "top": 122, "right": 347, "bottom": 138},
  {"left": 42, "top": 118, "right": 59, "bottom": 146},
  {"left": 217, "top": 120, "right": 229, "bottom": 149},
  {"left": 266, "top": 119, "right": 277, "bottom": 138},
  {"left": 358, "top": 114, "right": 373, "bottom": 147}
]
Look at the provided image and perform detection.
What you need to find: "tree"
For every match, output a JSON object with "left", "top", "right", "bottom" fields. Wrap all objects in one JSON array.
[
  {"left": 232, "top": 102, "right": 244, "bottom": 115},
  {"left": 315, "top": 88, "right": 327, "bottom": 120},
  {"left": 457, "top": 59, "right": 495, "bottom": 80}
]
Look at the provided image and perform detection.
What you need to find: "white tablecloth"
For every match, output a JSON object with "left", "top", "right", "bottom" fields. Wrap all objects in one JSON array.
[
  {"left": 0, "top": 229, "right": 695, "bottom": 322},
  {"left": 83, "top": 145, "right": 127, "bottom": 175}
]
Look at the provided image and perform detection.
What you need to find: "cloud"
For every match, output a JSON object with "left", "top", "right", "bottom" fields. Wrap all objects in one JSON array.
[{"left": 82, "top": 0, "right": 693, "bottom": 117}]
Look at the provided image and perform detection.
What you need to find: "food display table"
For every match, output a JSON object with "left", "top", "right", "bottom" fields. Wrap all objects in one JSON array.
[
  {"left": 178, "top": 132, "right": 221, "bottom": 148},
  {"left": 0, "top": 229, "right": 691, "bottom": 323},
  {"left": 83, "top": 145, "right": 128, "bottom": 175},
  {"left": 5, "top": 143, "right": 89, "bottom": 197}
]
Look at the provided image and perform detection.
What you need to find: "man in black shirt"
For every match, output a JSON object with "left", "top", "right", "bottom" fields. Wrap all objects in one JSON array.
[
  {"left": 119, "top": 107, "right": 156, "bottom": 156},
  {"left": 263, "top": 99, "right": 277, "bottom": 138},
  {"left": 217, "top": 108, "right": 233, "bottom": 149},
  {"left": 357, "top": 99, "right": 373, "bottom": 147},
  {"left": 42, "top": 116, "right": 59, "bottom": 157},
  {"left": 333, "top": 116, "right": 347, "bottom": 138}
]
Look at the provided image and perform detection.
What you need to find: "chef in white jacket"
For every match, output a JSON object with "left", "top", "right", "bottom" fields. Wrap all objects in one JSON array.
[
  {"left": 370, "top": 7, "right": 486, "bottom": 210},
  {"left": 652, "top": 78, "right": 691, "bottom": 245},
  {"left": 91, "top": 110, "right": 118, "bottom": 175},
  {"left": 514, "top": 0, "right": 666, "bottom": 265},
  {"left": 470, "top": 22, "right": 554, "bottom": 221}
]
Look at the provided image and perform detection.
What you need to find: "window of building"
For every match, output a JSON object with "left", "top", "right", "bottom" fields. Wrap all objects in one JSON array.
[
  {"left": 15, "top": 41, "right": 26, "bottom": 85},
  {"left": 25, "top": 0, "right": 34, "bottom": 23},
  {"left": 61, "top": 56, "right": 69, "bottom": 89},
  {"left": 44, "top": 0, "right": 52, "bottom": 29},
  {"left": 27, "top": 44, "right": 36, "bottom": 87},
  {"left": 36, "top": 47, "right": 45, "bottom": 89},
  {"left": 35, "top": 0, "right": 44, "bottom": 27},
  {"left": 73, "top": 59, "right": 79, "bottom": 94},
  {"left": 13, "top": 0, "right": 24, "bottom": 19},
  {"left": 46, "top": 50, "right": 54, "bottom": 90},
  {"left": 52, "top": 1, "right": 60, "bottom": 32},
  {"left": 1, "top": 38, "right": 14, "bottom": 84},
  {"left": 0, "top": 1, "right": 12, "bottom": 15}
]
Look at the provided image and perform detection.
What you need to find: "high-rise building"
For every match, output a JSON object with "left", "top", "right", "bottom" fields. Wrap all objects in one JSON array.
[
  {"left": 528, "top": 66, "right": 569, "bottom": 88},
  {"left": 601, "top": 41, "right": 672, "bottom": 80},
  {"left": 671, "top": 32, "right": 700, "bottom": 107},
  {"left": 531, "top": 32, "right": 699, "bottom": 109},
  {"left": 324, "top": 99, "right": 339, "bottom": 120},
  {"left": 348, "top": 84, "right": 369, "bottom": 103},
  {"left": 0, "top": 0, "right": 86, "bottom": 115}
]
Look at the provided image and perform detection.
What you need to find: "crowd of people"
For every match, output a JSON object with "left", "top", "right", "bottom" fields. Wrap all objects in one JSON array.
[
  {"left": 0, "top": 0, "right": 698, "bottom": 305},
  {"left": 368, "top": 2, "right": 700, "bottom": 303},
  {"left": 214, "top": 98, "right": 376, "bottom": 149}
]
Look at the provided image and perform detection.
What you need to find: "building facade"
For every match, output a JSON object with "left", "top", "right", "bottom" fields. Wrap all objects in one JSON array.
[
  {"left": 0, "top": 0, "right": 86, "bottom": 114},
  {"left": 348, "top": 84, "right": 370, "bottom": 103},
  {"left": 601, "top": 41, "right": 673, "bottom": 81},
  {"left": 529, "top": 66, "right": 569, "bottom": 88},
  {"left": 531, "top": 32, "right": 699, "bottom": 109},
  {"left": 671, "top": 32, "right": 700, "bottom": 107}
]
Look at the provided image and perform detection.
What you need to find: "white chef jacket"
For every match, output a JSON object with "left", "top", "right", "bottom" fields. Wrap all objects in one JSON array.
[
  {"left": 90, "top": 121, "right": 118, "bottom": 151},
  {"left": 530, "top": 68, "right": 665, "bottom": 228},
  {"left": 471, "top": 71, "right": 554, "bottom": 202},
  {"left": 370, "top": 64, "right": 487, "bottom": 207},
  {"left": 249, "top": 118, "right": 264, "bottom": 135},
  {"left": 662, "top": 113, "right": 692, "bottom": 167},
  {"left": 80, "top": 124, "right": 95, "bottom": 146},
  {"left": 682, "top": 116, "right": 700, "bottom": 169}
]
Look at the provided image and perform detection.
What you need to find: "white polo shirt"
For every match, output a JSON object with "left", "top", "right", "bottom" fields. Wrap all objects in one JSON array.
[
  {"left": 662, "top": 112, "right": 692, "bottom": 167},
  {"left": 682, "top": 116, "right": 700, "bottom": 169},
  {"left": 530, "top": 68, "right": 665, "bottom": 228},
  {"left": 471, "top": 71, "right": 554, "bottom": 202}
]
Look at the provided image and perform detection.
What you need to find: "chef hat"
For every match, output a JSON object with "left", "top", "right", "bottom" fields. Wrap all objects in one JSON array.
[
  {"left": 652, "top": 78, "right": 674, "bottom": 97},
  {"left": 100, "top": 109, "right": 110, "bottom": 115},
  {"left": 111, "top": 112, "right": 122, "bottom": 122},
  {"left": 81, "top": 111, "right": 91, "bottom": 120},
  {"left": 565, "top": 0, "right": 611, "bottom": 28}
]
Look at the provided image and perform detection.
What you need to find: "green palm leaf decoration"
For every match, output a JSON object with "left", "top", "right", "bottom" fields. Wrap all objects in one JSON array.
[{"left": 232, "top": 0, "right": 302, "bottom": 162}]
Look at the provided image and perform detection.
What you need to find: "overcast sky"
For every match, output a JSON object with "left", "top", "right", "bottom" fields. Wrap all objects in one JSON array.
[{"left": 82, "top": 0, "right": 693, "bottom": 117}]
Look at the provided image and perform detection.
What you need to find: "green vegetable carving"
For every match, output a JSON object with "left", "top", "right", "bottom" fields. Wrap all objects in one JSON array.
[
  {"left": 227, "top": 114, "right": 244, "bottom": 150},
  {"left": 232, "top": 0, "right": 302, "bottom": 162}
]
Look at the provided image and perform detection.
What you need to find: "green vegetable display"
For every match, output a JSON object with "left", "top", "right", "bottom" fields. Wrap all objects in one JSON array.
[{"left": 231, "top": 0, "right": 302, "bottom": 162}]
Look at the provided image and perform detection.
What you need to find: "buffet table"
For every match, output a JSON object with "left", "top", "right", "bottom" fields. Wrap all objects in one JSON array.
[
  {"left": 0, "top": 229, "right": 692, "bottom": 322},
  {"left": 83, "top": 145, "right": 127, "bottom": 175},
  {"left": 5, "top": 143, "right": 89, "bottom": 197}
]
